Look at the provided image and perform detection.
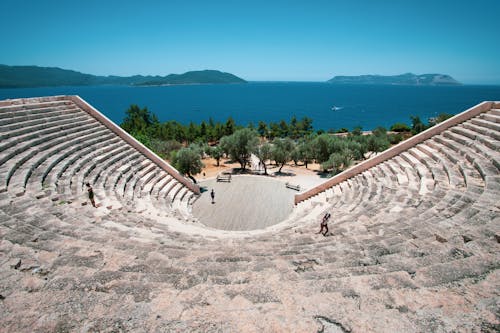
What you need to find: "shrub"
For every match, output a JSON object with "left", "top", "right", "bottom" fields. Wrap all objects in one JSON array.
[{"left": 390, "top": 122, "right": 411, "bottom": 132}]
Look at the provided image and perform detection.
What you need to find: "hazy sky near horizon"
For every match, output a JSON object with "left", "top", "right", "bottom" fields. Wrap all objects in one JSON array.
[{"left": 1, "top": 0, "right": 499, "bottom": 84}]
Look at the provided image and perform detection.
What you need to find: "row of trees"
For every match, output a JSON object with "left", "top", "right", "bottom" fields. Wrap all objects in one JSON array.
[
  {"left": 120, "top": 104, "right": 453, "bottom": 182},
  {"left": 172, "top": 126, "right": 397, "bottom": 182},
  {"left": 120, "top": 104, "right": 315, "bottom": 146}
]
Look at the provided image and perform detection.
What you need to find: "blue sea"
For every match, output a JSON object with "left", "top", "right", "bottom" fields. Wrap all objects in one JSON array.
[{"left": 0, "top": 82, "right": 499, "bottom": 130}]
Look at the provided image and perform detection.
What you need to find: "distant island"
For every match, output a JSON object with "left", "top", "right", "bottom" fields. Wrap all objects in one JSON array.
[
  {"left": 0, "top": 65, "right": 247, "bottom": 88},
  {"left": 327, "top": 73, "right": 461, "bottom": 86}
]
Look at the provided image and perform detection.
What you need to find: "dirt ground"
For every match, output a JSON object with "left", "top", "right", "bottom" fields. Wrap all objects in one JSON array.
[
  {"left": 195, "top": 157, "right": 320, "bottom": 178},
  {"left": 193, "top": 157, "right": 326, "bottom": 190}
]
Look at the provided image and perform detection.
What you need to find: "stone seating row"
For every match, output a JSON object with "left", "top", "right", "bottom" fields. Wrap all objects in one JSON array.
[
  {"left": 0, "top": 105, "right": 81, "bottom": 128},
  {"left": 308, "top": 108, "right": 499, "bottom": 220},
  {"left": 1, "top": 97, "right": 498, "bottom": 332},
  {"left": 0, "top": 99, "right": 73, "bottom": 118},
  {"left": 1, "top": 177, "right": 497, "bottom": 332},
  {"left": 0, "top": 97, "right": 195, "bottom": 218}
]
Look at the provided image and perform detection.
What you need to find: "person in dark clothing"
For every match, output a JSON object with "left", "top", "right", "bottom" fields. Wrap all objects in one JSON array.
[
  {"left": 210, "top": 189, "right": 215, "bottom": 204},
  {"left": 86, "top": 183, "right": 97, "bottom": 208},
  {"left": 318, "top": 212, "right": 331, "bottom": 236}
]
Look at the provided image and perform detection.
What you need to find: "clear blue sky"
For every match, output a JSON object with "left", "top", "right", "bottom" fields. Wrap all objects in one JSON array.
[{"left": 1, "top": 0, "right": 499, "bottom": 84}]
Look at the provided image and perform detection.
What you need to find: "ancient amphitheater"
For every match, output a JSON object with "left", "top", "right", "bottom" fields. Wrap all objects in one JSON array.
[{"left": 0, "top": 96, "right": 498, "bottom": 332}]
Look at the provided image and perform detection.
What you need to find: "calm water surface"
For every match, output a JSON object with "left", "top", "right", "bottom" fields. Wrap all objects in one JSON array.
[{"left": 1, "top": 82, "right": 499, "bottom": 130}]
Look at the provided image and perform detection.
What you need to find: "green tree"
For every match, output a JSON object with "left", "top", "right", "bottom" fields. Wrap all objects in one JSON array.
[
  {"left": 312, "top": 134, "right": 334, "bottom": 164},
  {"left": 298, "top": 116, "right": 313, "bottom": 136},
  {"left": 120, "top": 104, "right": 158, "bottom": 136},
  {"left": 322, "top": 151, "right": 353, "bottom": 174},
  {"left": 410, "top": 115, "right": 427, "bottom": 134},
  {"left": 254, "top": 142, "right": 272, "bottom": 175},
  {"left": 214, "top": 122, "right": 225, "bottom": 141},
  {"left": 269, "top": 122, "right": 280, "bottom": 139},
  {"left": 390, "top": 122, "right": 411, "bottom": 132},
  {"left": 173, "top": 147, "right": 204, "bottom": 183},
  {"left": 289, "top": 115, "right": 299, "bottom": 138},
  {"left": 209, "top": 145, "right": 224, "bottom": 167},
  {"left": 367, "top": 135, "right": 390, "bottom": 153},
  {"left": 207, "top": 117, "right": 216, "bottom": 141},
  {"left": 351, "top": 126, "right": 363, "bottom": 136},
  {"left": 199, "top": 121, "right": 208, "bottom": 141},
  {"left": 219, "top": 128, "right": 259, "bottom": 170},
  {"left": 279, "top": 120, "right": 289, "bottom": 137},
  {"left": 186, "top": 122, "right": 199, "bottom": 143},
  {"left": 372, "top": 126, "right": 387, "bottom": 137},
  {"left": 298, "top": 136, "right": 315, "bottom": 168},
  {"left": 272, "top": 138, "right": 295, "bottom": 173},
  {"left": 149, "top": 139, "right": 182, "bottom": 158},
  {"left": 225, "top": 117, "right": 236, "bottom": 136},
  {"left": 257, "top": 121, "right": 268, "bottom": 138}
]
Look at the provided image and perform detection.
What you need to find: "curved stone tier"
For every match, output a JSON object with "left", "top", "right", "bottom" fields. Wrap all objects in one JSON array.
[
  {"left": 0, "top": 96, "right": 198, "bottom": 217},
  {"left": 0, "top": 97, "right": 498, "bottom": 332}
]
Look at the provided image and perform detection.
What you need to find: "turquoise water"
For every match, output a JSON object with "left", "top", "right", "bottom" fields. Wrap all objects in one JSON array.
[{"left": 1, "top": 82, "right": 499, "bottom": 130}]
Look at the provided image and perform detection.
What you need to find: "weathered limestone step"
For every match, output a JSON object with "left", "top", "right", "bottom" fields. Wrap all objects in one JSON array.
[
  {"left": 140, "top": 172, "right": 168, "bottom": 198},
  {"left": 413, "top": 255, "right": 498, "bottom": 287},
  {"left": 5, "top": 124, "right": 106, "bottom": 192},
  {"left": 462, "top": 121, "right": 500, "bottom": 141},
  {"left": 0, "top": 108, "right": 84, "bottom": 134},
  {"left": 114, "top": 155, "right": 148, "bottom": 197},
  {"left": 0, "top": 115, "right": 93, "bottom": 167},
  {"left": 90, "top": 148, "right": 138, "bottom": 187},
  {"left": 470, "top": 117, "right": 500, "bottom": 132},
  {"left": 453, "top": 125, "right": 500, "bottom": 151},
  {"left": 429, "top": 136, "right": 493, "bottom": 182},
  {"left": 392, "top": 155, "right": 420, "bottom": 192},
  {"left": 0, "top": 99, "right": 71, "bottom": 114},
  {"left": 399, "top": 151, "right": 435, "bottom": 195},
  {"left": 42, "top": 133, "right": 119, "bottom": 189},
  {"left": 72, "top": 144, "right": 131, "bottom": 194},
  {"left": 443, "top": 130, "right": 499, "bottom": 169},
  {"left": 58, "top": 140, "right": 126, "bottom": 192},
  {"left": 0, "top": 105, "right": 81, "bottom": 127},
  {"left": 409, "top": 145, "right": 449, "bottom": 186},
  {"left": 123, "top": 162, "right": 156, "bottom": 200},
  {"left": 480, "top": 113, "right": 500, "bottom": 124},
  {"left": 416, "top": 142, "right": 465, "bottom": 189}
]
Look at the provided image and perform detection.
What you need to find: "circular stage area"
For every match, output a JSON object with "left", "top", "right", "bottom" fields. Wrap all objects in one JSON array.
[{"left": 192, "top": 175, "right": 295, "bottom": 231}]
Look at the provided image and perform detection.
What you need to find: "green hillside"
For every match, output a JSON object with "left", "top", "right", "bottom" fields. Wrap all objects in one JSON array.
[{"left": 0, "top": 65, "right": 247, "bottom": 88}]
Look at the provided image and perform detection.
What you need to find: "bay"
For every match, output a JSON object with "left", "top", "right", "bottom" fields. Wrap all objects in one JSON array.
[{"left": 0, "top": 82, "right": 498, "bottom": 130}]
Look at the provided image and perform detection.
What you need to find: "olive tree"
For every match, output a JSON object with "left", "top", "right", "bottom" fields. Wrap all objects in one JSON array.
[
  {"left": 271, "top": 138, "right": 295, "bottom": 173},
  {"left": 219, "top": 128, "right": 259, "bottom": 170},
  {"left": 173, "top": 147, "right": 203, "bottom": 183},
  {"left": 254, "top": 142, "right": 272, "bottom": 175}
]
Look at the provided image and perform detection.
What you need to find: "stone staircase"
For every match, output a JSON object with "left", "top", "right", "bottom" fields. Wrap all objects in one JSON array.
[{"left": 0, "top": 97, "right": 499, "bottom": 332}]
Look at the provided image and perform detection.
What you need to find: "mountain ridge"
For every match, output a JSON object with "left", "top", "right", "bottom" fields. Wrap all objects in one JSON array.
[
  {"left": 327, "top": 73, "right": 461, "bottom": 86},
  {"left": 0, "top": 65, "right": 247, "bottom": 88}
]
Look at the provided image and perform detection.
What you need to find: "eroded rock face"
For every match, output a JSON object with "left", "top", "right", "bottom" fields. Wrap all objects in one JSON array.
[{"left": 0, "top": 97, "right": 499, "bottom": 331}]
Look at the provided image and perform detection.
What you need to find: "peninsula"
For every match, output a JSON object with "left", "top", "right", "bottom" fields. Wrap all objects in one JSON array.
[
  {"left": 0, "top": 65, "right": 247, "bottom": 88},
  {"left": 327, "top": 73, "right": 461, "bottom": 86}
]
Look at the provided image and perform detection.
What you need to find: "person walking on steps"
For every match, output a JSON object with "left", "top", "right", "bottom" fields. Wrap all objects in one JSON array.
[
  {"left": 86, "top": 183, "right": 97, "bottom": 208},
  {"left": 210, "top": 189, "right": 215, "bottom": 204},
  {"left": 318, "top": 212, "right": 331, "bottom": 236}
]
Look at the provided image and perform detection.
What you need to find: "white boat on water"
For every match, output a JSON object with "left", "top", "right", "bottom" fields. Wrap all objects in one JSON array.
[{"left": 331, "top": 106, "right": 343, "bottom": 111}]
